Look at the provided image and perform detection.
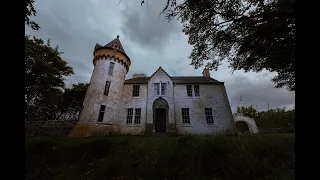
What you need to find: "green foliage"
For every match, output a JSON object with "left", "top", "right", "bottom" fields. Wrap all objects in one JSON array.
[
  {"left": 26, "top": 135, "right": 295, "bottom": 180},
  {"left": 25, "top": 35, "right": 74, "bottom": 121},
  {"left": 160, "top": 0, "right": 295, "bottom": 91},
  {"left": 236, "top": 105, "right": 258, "bottom": 118},
  {"left": 235, "top": 105, "right": 295, "bottom": 129},
  {"left": 25, "top": 0, "right": 40, "bottom": 30},
  {"left": 59, "top": 83, "right": 89, "bottom": 119}
]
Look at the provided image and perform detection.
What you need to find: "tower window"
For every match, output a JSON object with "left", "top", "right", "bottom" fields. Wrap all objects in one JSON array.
[
  {"left": 133, "top": 85, "right": 140, "bottom": 97},
  {"left": 134, "top": 108, "right": 141, "bottom": 124},
  {"left": 205, "top": 108, "right": 214, "bottom": 125},
  {"left": 108, "top": 62, "right": 115, "bottom": 75},
  {"left": 186, "top": 85, "right": 193, "bottom": 96},
  {"left": 97, "top": 105, "right": 106, "bottom": 122},
  {"left": 182, "top": 108, "right": 190, "bottom": 124},
  {"left": 104, "top": 81, "right": 111, "bottom": 96},
  {"left": 126, "top": 108, "right": 133, "bottom": 124}
]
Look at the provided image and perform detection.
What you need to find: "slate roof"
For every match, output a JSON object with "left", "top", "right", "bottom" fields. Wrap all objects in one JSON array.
[
  {"left": 124, "top": 76, "right": 223, "bottom": 84},
  {"left": 94, "top": 35, "right": 128, "bottom": 59}
]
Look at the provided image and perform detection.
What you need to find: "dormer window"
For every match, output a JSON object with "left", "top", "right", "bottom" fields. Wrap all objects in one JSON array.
[{"left": 112, "top": 42, "right": 119, "bottom": 50}]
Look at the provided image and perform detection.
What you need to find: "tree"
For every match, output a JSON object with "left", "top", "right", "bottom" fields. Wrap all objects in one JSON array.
[
  {"left": 25, "top": 35, "right": 74, "bottom": 121},
  {"left": 235, "top": 105, "right": 258, "bottom": 118},
  {"left": 25, "top": 0, "right": 40, "bottom": 30},
  {"left": 141, "top": 0, "right": 295, "bottom": 91},
  {"left": 59, "top": 83, "right": 89, "bottom": 119}
]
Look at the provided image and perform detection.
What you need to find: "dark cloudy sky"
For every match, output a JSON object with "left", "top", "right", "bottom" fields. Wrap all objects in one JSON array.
[{"left": 25, "top": 0, "right": 295, "bottom": 112}]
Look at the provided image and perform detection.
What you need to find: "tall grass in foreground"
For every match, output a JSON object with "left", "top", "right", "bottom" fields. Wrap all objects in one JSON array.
[{"left": 25, "top": 134, "right": 295, "bottom": 180}]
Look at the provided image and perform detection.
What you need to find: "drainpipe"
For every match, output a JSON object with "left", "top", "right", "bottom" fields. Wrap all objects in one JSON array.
[
  {"left": 172, "top": 81, "right": 176, "bottom": 133},
  {"left": 145, "top": 83, "right": 148, "bottom": 135}
]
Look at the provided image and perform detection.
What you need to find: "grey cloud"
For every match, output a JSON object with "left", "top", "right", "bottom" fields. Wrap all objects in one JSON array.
[
  {"left": 120, "top": 0, "right": 181, "bottom": 52},
  {"left": 225, "top": 73, "right": 295, "bottom": 112},
  {"left": 25, "top": 0, "right": 295, "bottom": 111}
]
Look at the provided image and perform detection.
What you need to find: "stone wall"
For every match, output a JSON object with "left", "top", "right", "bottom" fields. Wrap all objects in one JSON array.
[{"left": 25, "top": 120, "right": 78, "bottom": 138}]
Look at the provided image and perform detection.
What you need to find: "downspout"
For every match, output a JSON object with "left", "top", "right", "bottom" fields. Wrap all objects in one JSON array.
[
  {"left": 145, "top": 83, "right": 149, "bottom": 135},
  {"left": 172, "top": 81, "right": 176, "bottom": 133}
]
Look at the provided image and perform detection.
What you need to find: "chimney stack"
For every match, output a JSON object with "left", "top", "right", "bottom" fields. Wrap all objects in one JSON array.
[
  {"left": 132, "top": 73, "right": 146, "bottom": 78},
  {"left": 202, "top": 68, "right": 210, "bottom": 78}
]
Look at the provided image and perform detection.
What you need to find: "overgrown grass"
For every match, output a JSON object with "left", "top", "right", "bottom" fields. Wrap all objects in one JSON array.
[{"left": 25, "top": 134, "right": 295, "bottom": 180}]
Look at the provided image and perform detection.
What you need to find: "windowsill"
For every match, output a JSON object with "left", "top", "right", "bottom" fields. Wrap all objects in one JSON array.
[
  {"left": 125, "top": 124, "right": 142, "bottom": 127},
  {"left": 179, "top": 124, "right": 193, "bottom": 127},
  {"left": 206, "top": 124, "right": 216, "bottom": 127},
  {"left": 132, "top": 96, "right": 140, "bottom": 98},
  {"left": 185, "top": 96, "right": 200, "bottom": 99}
]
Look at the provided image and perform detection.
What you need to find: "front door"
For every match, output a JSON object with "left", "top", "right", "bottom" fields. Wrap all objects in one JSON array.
[{"left": 154, "top": 108, "right": 166, "bottom": 133}]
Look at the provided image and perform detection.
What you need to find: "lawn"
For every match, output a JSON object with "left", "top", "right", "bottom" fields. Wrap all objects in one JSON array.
[{"left": 25, "top": 134, "right": 295, "bottom": 180}]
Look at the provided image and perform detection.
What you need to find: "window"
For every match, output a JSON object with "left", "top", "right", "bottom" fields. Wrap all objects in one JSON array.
[
  {"left": 161, "top": 83, "right": 167, "bottom": 95},
  {"left": 104, "top": 81, "right": 111, "bottom": 96},
  {"left": 205, "top": 108, "right": 214, "bottom": 125},
  {"left": 97, "top": 105, "right": 106, "bottom": 122},
  {"left": 108, "top": 62, "right": 115, "bottom": 75},
  {"left": 182, "top": 108, "right": 190, "bottom": 124},
  {"left": 154, "top": 83, "right": 160, "bottom": 95},
  {"left": 186, "top": 85, "right": 193, "bottom": 96},
  {"left": 134, "top": 108, "right": 141, "bottom": 124},
  {"left": 194, "top": 85, "right": 200, "bottom": 96},
  {"left": 126, "top": 108, "right": 133, "bottom": 124},
  {"left": 154, "top": 82, "right": 167, "bottom": 96},
  {"left": 133, "top": 85, "right": 140, "bottom": 97},
  {"left": 187, "top": 85, "right": 200, "bottom": 97}
]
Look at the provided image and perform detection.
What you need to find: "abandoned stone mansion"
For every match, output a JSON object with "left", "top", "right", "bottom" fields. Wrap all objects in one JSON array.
[{"left": 69, "top": 36, "right": 237, "bottom": 137}]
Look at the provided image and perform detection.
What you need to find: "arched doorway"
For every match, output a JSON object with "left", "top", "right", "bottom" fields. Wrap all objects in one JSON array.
[
  {"left": 153, "top": 97, "right": 169, "bottom": 133},
  {"left": 233, "top": 115, "right": 259, "bottom": 134}
]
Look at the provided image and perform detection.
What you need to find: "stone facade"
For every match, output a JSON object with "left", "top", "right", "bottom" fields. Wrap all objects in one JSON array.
[{"left": 69, "top": 37, "right": 237, "bottom": 137}]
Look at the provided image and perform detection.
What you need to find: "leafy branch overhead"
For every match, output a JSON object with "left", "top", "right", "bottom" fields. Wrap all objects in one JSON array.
[
  {"left": 25, "top": 0, "right": 40, "bottom": 30},
  {"left": 142, "top": 0, "right": 295, "bottom": 91}
]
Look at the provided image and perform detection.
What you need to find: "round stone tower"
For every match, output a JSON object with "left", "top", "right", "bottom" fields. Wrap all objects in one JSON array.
[{"left": 69, "top": 35, "right": 131, "bottom": 137}]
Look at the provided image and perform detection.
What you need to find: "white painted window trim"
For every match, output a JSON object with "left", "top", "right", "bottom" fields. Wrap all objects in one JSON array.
[
  {"left": 132, "top": 85, "right": 140, "bottom": 98},
  {"left": 125, "top": 108, "right": 143, "bottom": 127},
  {"left": 154, "top": 81, "right": 168, "bottom": 97},
  {"left": 185, "top": 84, "right": 200, "bottom": 98}
]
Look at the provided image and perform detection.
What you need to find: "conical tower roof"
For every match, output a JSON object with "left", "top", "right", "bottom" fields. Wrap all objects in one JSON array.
[{"left": 94, "top": 35, "right": 127, "bottom": 55}]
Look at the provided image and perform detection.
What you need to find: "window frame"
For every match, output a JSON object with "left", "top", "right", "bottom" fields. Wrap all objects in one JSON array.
[
  {"left": 104, "top": 81, "right": 111, "bottom": 96},
  {"left": 205, "top": 108, "right": 214, "bottom": 125},
  {"left": 132, "top": 85, "right": 140, "bottom": 97},
  {"left": 181, "top": 108, "right": 190, "bottom": 124},
  {"left": 108, "top": 62, "right": 115, "bottom": 75},
  {"left": 97, "top": 105, "right": 106, "bottom": 122}
]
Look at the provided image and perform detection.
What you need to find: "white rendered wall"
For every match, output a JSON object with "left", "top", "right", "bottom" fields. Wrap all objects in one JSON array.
[
  {"left": 146, "top": 70, "right": 175, "bottom": 132},
  {"left": 174, "top": 84, "right": 235, "bottom": 135},
  {"left": 79, "top": 57, "right": 127, "bottom": 124},
  {"left": 118, "top": 84, "right": 148, "bottom": 135}
]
